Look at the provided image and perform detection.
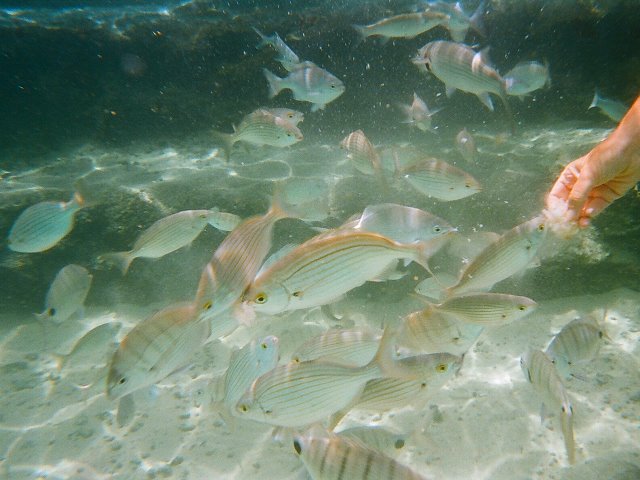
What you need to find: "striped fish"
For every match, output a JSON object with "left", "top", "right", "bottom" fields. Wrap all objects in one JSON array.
[
  {"left": 8, "top": 191, "right": 87, "bottom": 253},
  {"left": 38, "top": 264, "right": 92, "bottom": 323},
  {"left": 106, "top": 302, "right": 207, "bottom": 400},
  {"left": 545, "top": 317, "right": 606, "bottom": 379},
  {"left": 253, "top": 28, "right": 301, "bottom": 72},
  {"left": 353, "top": 11, "right": 448, "bottom": 41},
  {"left": 446, "top": 216, "right": 547, "bottom": 297},
  {"left": 398, "top": 157, "right": 481, "bottom": 201},
  {"left": 397, "top": 308, "right": 483, "bottom": 355},
  {"left": 260, "top": 107, "right": 305, "bottom": 126},
  {"left": 520, "top": 349, "right": 576, "bottom": 465},
  {"left": 213, "top": 108, "right": 303, "bottom": 161},
  {"left": 340, "top": 130, "right": 383, "bottom": 176},
  {"left": 432, "top": 292, "right": 538, "bottom": 327},
  {"left": 291, "top": 327, "right": 381, "bottom": 365},
  {"left": 55, "top": 322, "right": 122, "bottom": 372},
  {"left": 336, "top": 426, "right": 407, "bottom": 455},
  {"left": 99, "top": 209, "right": 240, "bottom": 275},
  {"left": 243, "top": 229, "right": 443, "bottom": 316},
  {"left": 399, "top": 92, "right": 442, "bottom": 132},
  {"left": 293, "top": 426, "right": 428, "bottom": 480},
  {"left": 194, "top": 198, "right": 290, "bottom": 335}
]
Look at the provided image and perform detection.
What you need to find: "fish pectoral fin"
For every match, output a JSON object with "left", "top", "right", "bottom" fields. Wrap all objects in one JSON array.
[{"left": 476, "top": 92, "right": 495, "bottom": 111}]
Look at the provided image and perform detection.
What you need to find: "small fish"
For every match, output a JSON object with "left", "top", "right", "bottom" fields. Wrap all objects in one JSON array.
[
  {"left": 214, "top": 335, "right": 280, "bottom": 421},
  {"left": 412, "top": 40, "right": 513, "bottom": 131},
  {"left": 38, "top": 264, "right": 92, "bottom": 323},
  {"left": 291, "top": 327, "right": 381, "bottom": 366},
  {"left": 99, "top": 209, "right": 240, "bottom": 275},
  {"left": 545, "top": 316, "right": 606, "bottom": 379},
  {"left": 8, "top": 190, "right": 88, "bottom": 253},
  {"left": 504, "top": 61, "right": 551, "bottom": 97},
  {"left": 293, "top": 426, "right": 428, "bottom": 480},
  {"left": 521, "top": 349, "right": 576, "bottom": 465},
  {"left": 194, "top": 196, "right": 291, "bottom": 332},
  {"left": 243, "top": 230, "right": 442, "bottom": 316},
  {"left": 446, "top": 216, "right": 547, "bottom": 297},
  {"left": 397, "top": 308, "right": 483, "bottom": 355},
  {"left": 106, "top": 302, "right": 207, "bottom": 400},
  {"left": 340, "top": 129, "right": 384, "bottom": 176},
  {"left": 263, "top": 62, "right": 345, "bottom": 112},
  {"left": 353, "top": 11, "right": 448, "bottom": 41},
  {"left": 399, "top": 92, "right": 442, "bottom": 132},
  {"left": 430, "top": 293, "right": 538, "bottom": 327},
  {"left": 589, "top": 90, "right": 629, "bottom": 123},
  {"left": 455, "top": 128, "right": 477, "bottom": 163},
  {"left": 260, "top": 107, "right": 305, "bottom": 126},
  {"left": 253, "top": 27, "right": 301, "bottom": 71},
  {"left": 342, "top": 203, "right": 456, "bottom": 244},
  {"left": 54, "top": 322, "right": 122, "bottom": 373},
  {"left": 425, "top": 1, "right": 486, "bottom": 42},
  {"left": 398, "top": 157, "right": 481, "bottom": 201},
  {"left": 336, "top": 425, "right": 407, "bottom": 454},
  {"left": 213, "top": 109, "right": 303, "bottom": 161}
]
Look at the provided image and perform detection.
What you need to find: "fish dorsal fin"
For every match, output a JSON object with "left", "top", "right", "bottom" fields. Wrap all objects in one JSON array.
[{"left": 257, "top": 243, "right": 299, "bottom": 277}]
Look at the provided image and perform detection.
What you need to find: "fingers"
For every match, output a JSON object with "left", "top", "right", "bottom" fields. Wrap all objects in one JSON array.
[
  {"left": 579, "top": 183, "right": 626, "bottom": 223},
  {"left": 548, "top": 160, "right": 581, "bottom": 203},
  {"left": 566, "top": 162, "right": 596, "bottom": 220}
]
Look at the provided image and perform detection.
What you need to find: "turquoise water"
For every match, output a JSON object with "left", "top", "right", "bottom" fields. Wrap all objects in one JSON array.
[{"left": 1, "top": 2, "right": 639, "bottom": 479}]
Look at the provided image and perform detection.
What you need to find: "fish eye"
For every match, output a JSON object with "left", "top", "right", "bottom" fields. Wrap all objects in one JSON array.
[
  {"left": 202, "top": 300, "right": 213, "bottom": 310},
  {"left": 293, "top": 439, "right": 302, "bottom": 455},
  {"left": 119, "top": 377, "right": 127, "bottom": 385},
  {"left": 464, "top": 183, "right": 472, "bottom": 188},
  {"left": 261, "top": 342, "right": 268, "bottom": 350},
  {"left": 394, "top": 439, "right": 405, "bottom": 449},
  {"left": 436, "top": 363, "right": 448, "bottom": 373},
  {"left": 537, "top": 224, "right": 545, "bottom": 231},
  {"left": 420, "top": 382, "right": 427, "bottom": 388},
  {"left": 330, "top": 84, "right": 336, "bottom": 88},
  {"left": 254, "top": 293, "right": 268, "bottom": 304},
  {"left": 48, "top": 308, "right": 56, "bottom": 316},
  {"left": 199, "top": 213, "right": 207, "bottom": 219},
  {"left": 598, "top": 331, "right": 604, "bottom": 338},
  {"left": 433, "top": 226, "right": 442, "bottom": 233},
  {"left": 292, "top": 291, "right": 303, "bottom": 298},
  {"left": 288, "top": 113, "right": 294, "bottom": 118},
  {"left": 287, "top": 132, "right": 292, "bottom": 137},
  {"left": 237, "top": 403, "right": 249, "bottom": 413},
  {"left": 518, "top": 305, "right": 526, "bottom": 311}
]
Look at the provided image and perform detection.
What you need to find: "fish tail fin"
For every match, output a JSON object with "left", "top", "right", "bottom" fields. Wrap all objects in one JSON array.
[
  {"left": 560, "top": 403, "right": 576, "bottom": 465},
  {"left": 263, "top": 68, "right": 283, "bottom": 98},
  {"left": 212, "top": 399, "right": 238, "bottom": 431},
  {"left": 252, "top": 27, "right": 269, "bottom": 48},
  {"left": 211, "top": 130, "right": 236, "bottom": 162},
  {"left": 499, "top": 93, "right": 516, "bottom": 135},
  {"left": 99, "top": 251, "right": 134, "bottom": 275},
  {"left": 268, "top": 181, "right": 299, "bottom": 221},
  {"left": 351, "top": 24, "right": 367, "bottom": 45},
  {"left": 589, "top": 90, "right": 600, "bottom": 110},
  {"left": 370, "top": 325, "right": 401, "bottom": 378},
  {"left": 470, "top": 1, "right": 487, "bottom": 37}
]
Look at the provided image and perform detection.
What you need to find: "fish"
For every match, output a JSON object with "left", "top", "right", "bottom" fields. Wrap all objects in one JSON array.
[
  {"left": 339, "top": 130, "right": 389, "bottom": 190},
  {"left": 397, "top": 308, "right": 483, "bottom": 355},
  {"left": 116, "top": 393, "right": 136, "bottom": 428},
  {"left": 253, "top": 27, "right": 301, "bottom": 71},
  {"left": 280, "top": 177, "right": 331, "bottom": 222},
  {"left": 292, "top": 426, "right": 429, "bottom": 480},
  {"left": 455, "top": 128, "right": 477, "bottom": 163},
  {"left": 260, "top": 107, "right": 305, "bottom": 126},
  {"left": 242, "top": 229, "right": 443, "bottom": 316},
  {"left": 504, "top": 61, "right": 551, "bottom": 97},
  {"left": 545, "top": 316, "right": 607, "bottom": 379},
  {"left": 194, "top": 196, "right": 291, "bottom": 333},
  {"left": 54, "top": 322, "right": 123, "bottom": 372},
  {"left": 342, "top": 203, "right": 456, "bottom": 244},
  {"left": 291, "top": 327, "right": 381, "bottom": 366},
  {"left": 106, "top": 302, "right": 208, "bottom": 400},
  {"left": 398, "top": 157, "right": 481, "bottom": 201},
  {"left": 446, "top": 216, "right": 547, "bottom": 297},
  {"left": 430, "top": 292, "right": 538, "bottom": 327},
  {"left": 352, "top": 11, "right": 448, "bottom": 41},
  {"left": 8, "top": 190, "right": 88, "bottom": 253},
  {"left": 399, "top": 92, "right": 442, "bottom": 132},
  {"left": 336, "top": 425, "right": 407, "bottom": 454},
  {"left": 99, "top": 209, "right": 240, "bottom": 275},
  {"left": 263, "top": 62, "right": 345, "bottom": 112},
  {"left": 520, "top": 348, "right": 576, "bottom": 465},
  {"left": 213, "top": 335, "right": 280, "bottom": 422},
  {"left": 589, "top": 90, "right": 629, "bottom": 123},
  {"left": 234, "top": 328, "right": 416, "bottom": 427},
  {"left": 38, "top": 264, "right": 93, "bottom": 323},
  {"left": 412, "top": 40, "right": 514, "bottom": 131},
  {"left": 213, "top": 108, "right": 303, "bottom": 161},
  {"left": 424, "top": 1, "right": 486, "bottom": 42}
]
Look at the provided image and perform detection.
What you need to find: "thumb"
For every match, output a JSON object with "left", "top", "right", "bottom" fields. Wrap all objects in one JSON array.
[{"left": 567, "top": 166, "right": 595, "bottom": 219}]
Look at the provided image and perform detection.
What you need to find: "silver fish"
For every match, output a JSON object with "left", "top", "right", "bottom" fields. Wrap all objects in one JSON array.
[
  {"left": 432, "top": 292, "right": 538, "bottom": 327},
  {"left": 8, "top": 191, "right": 87, "bottom": 253},
  {"left": 545, "top": 317, "right": 606, "bottom": 379},
  {"left": 455, "top": 128, "right": 477, "bottom": 163},
  {"left": 106, "top": 302, "right": 207, "bottom": 400},
  {"left": 260, "top": 107, "right": 305, "bottom": 126},
  {"left": 291, "top": 327, "right": 381, "bottom": 366},
  {"left": 263, "top": 62, "right": 345, "bottom": 112},
  {"left": 342, "top": 203, "right": 456, "bottom": 244},
  {"left": 447, "top": 216, "right": 547, "bottom": 297},
  {"left": 99, "top": 209, "right": 240, "bottom": 275},
  {"left": 253, "top": 27, "right": 301, "bottom": 71},
  {"left": 213, "top": 108, "right": 303, "bottom": 161},
  {"left": 340, "top": 129, "right": 383, "bottom": 176},
  {"left": 336, "top": 425, "right": 407, "bottom": 454},
  {"left": 399, "top": 92, "right": 442, "bottom": 132},
  {"left": 425, "top": 1, "right": 486, "bottom": 42},
  {"left": 55, "top": 322, "right": 122, "bottom": 372},
  {"left": 293, "top": 426, "right": 428, "bottom": 480},
  {"left": 589, "top": 90, "right": 629, "bottom": 123},
  {"left": 399, "top": 157, "right": 481, "bottom": 201},
  {"left": 38, "top": 264, "right": 92, "bottom": 324},
  {"left": 353, "top": 11, "right": 448, "bottom": 41},
  {"left": 504, "top": 61, "right": 551, "bottom": 97},
  {"left": 243, "top": 230, "right": 442, "bottom": 316},
  {"left": 521, "top": 348, "right": 576, "bottom": 465}
]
